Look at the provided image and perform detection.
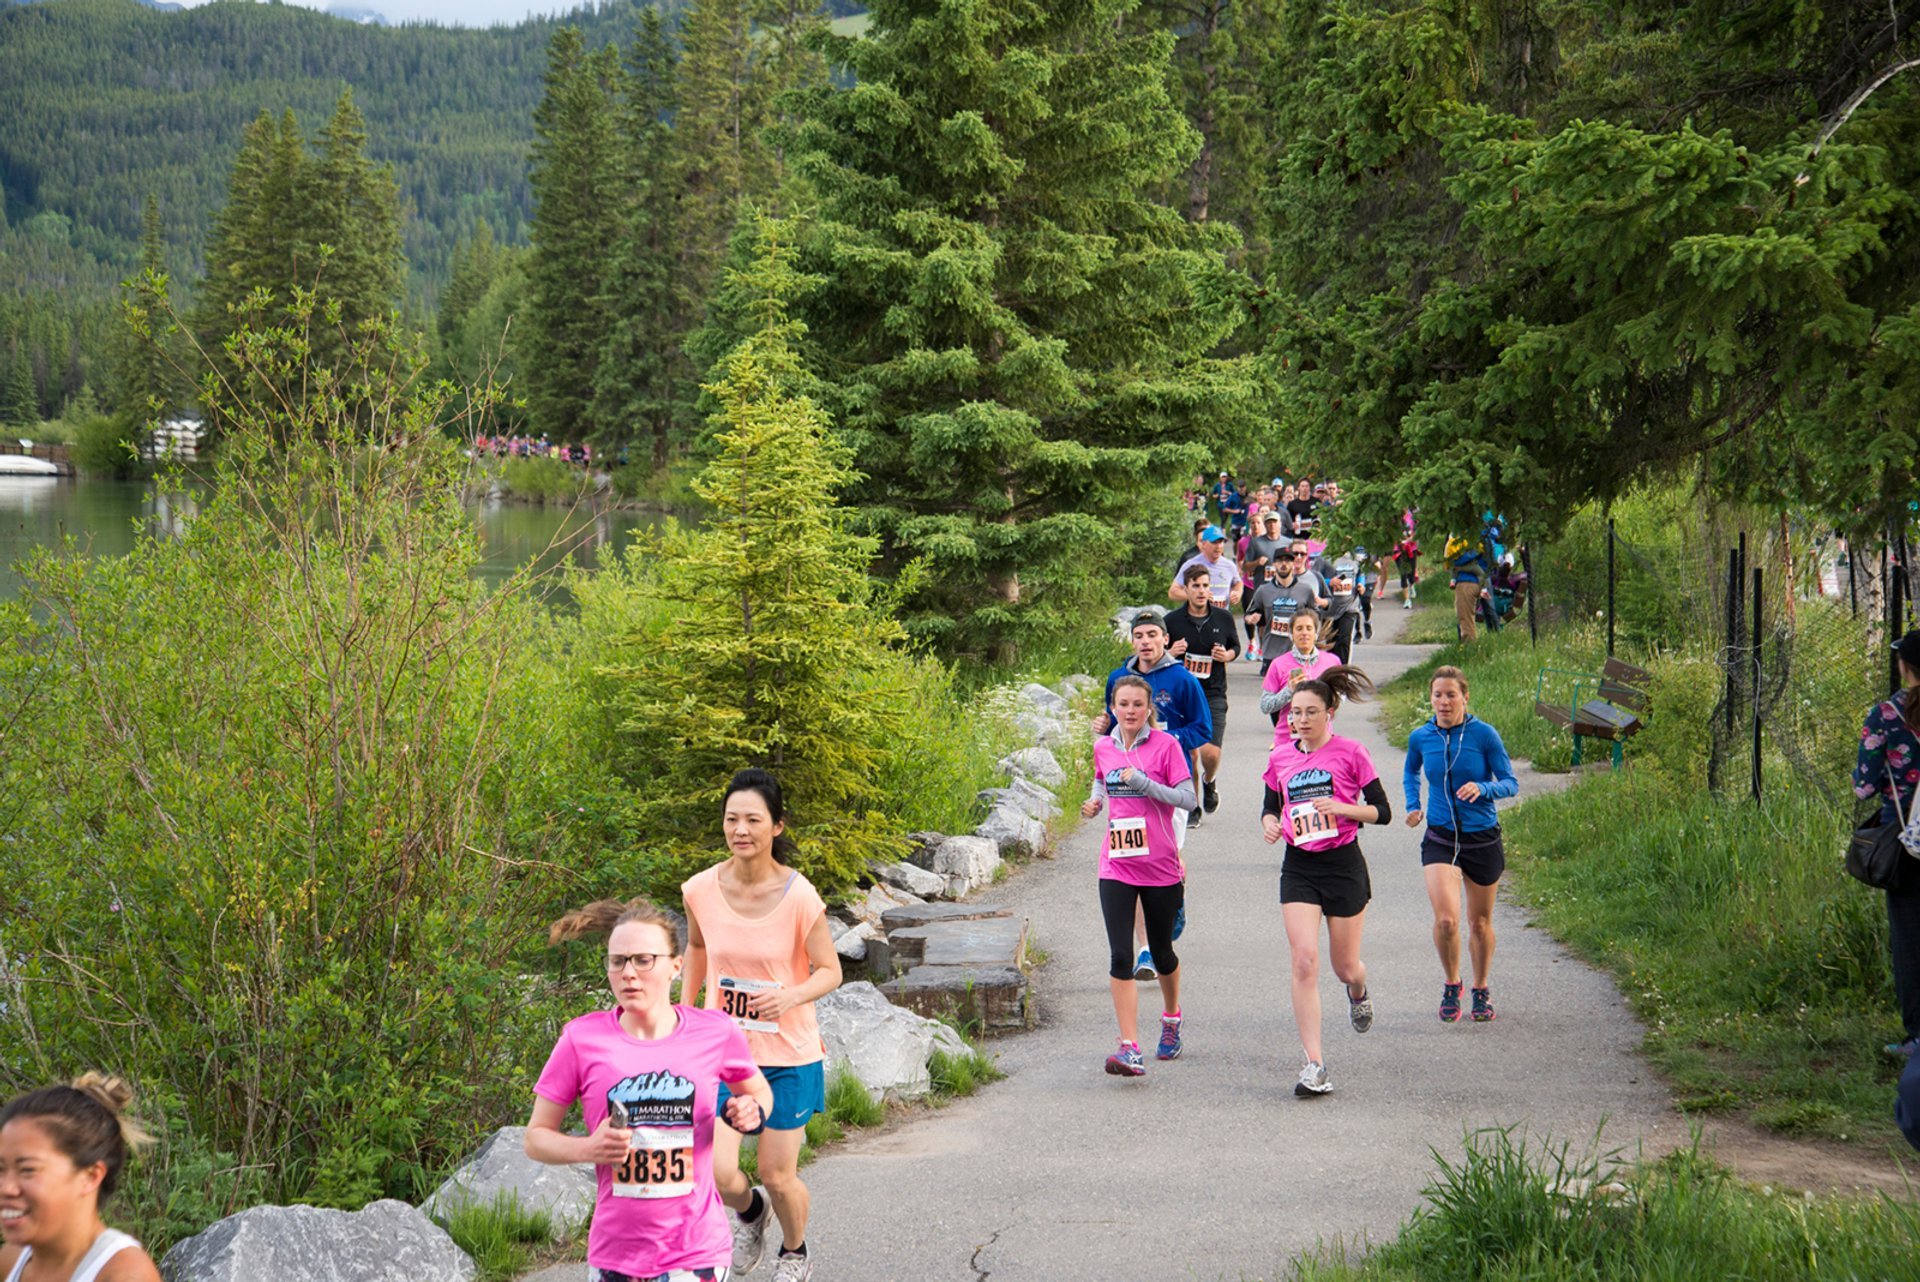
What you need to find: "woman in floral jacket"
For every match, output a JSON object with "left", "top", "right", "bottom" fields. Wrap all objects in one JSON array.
[{"left": 1854, "top": 630, "right": 1920, "bottom": 1059}]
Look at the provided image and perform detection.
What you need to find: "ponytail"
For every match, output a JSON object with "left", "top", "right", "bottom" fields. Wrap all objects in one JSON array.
[
  {"left": 548, "top": 897, "right": 684, "bottom": 954},
  {"left": 1296, "top": 664, "right": 1375, "bottom": 713}
]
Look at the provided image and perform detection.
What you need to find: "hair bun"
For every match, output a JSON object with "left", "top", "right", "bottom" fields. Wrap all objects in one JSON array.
[{"left": 70, "top": 1072, "right": 151, "bottom": 1150}]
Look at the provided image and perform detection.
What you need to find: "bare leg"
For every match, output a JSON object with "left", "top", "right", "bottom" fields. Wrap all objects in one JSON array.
[
  {"left": 1423, "top": 863, "right": 1464, "bottom": 985},
  {"left": 1465, "top": 877, "right": 1500, "bottom": 988},
  {"left": 1326, "top": 909, "right": 1369, "bottom": 1000},
  {"left": 1110, "top": 976, "right": 1139, "bottom": 1044},
  {"left": 1282, "top": 902, "right": 1326, "bottom": 1063},
  {"left": 754, "top": 1124, "right": 810, "bottom": 1251},
  {"left": 711, "top": 1117, "right": 751, "bottom": 1210},
  {"left": 1197, "top": 743, "right": 1221, "bottom": 783}
]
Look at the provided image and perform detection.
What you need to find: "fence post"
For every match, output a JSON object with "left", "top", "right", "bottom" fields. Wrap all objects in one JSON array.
[
  {"left": 1751, "top": 566, "right": 1763, "bottom": 804},
  {"left": 1521, "top": 542, "right": 1537, "bottom": 648},
  {"left": 1723, "top": 549, "right": 1739, "bottom": 737},
  {"left": 1607, "top": 517, "right": 1616, "bottom": 656},
  {"left": 1848, "top": 536, "right": 1858, "bottom": 618}
]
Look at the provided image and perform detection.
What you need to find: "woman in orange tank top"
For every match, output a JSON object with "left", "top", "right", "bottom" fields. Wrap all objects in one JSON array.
[{"left": 681, "top": 769, "right": 841, "bottom": 1282}]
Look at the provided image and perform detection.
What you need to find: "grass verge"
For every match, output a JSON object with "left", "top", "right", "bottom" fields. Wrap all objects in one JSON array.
[
  {"left": 441, "top": 1193, "right": 560, "bottom": 1282},
  {"left": 1293, "top": 1126, "right": 1919, "bottom": 1280}
]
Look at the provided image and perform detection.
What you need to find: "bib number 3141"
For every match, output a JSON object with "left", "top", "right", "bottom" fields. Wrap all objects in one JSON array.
[
  {"left": 717, "top": 975, "right": 780, "bottom": 1033},
  {"left": 613, "top": 1126, "right": 694, "bottom": 1199},
  {"left": 1107, "top": 816, "right": 1149, "bottom": 858},
  {"left": 1288, "top": 800, "right": 1339, "bottom": 847}
]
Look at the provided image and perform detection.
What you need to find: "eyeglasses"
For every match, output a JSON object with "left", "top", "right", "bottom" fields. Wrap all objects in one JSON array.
[{"left": 606, "top": 953, "right": 668, "bottom": 972}]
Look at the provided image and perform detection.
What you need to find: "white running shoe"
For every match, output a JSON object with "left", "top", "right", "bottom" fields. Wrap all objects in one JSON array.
[
  {"left": 771, "top": 1249, "right": 814, "bottom": 1281},
  {"left": 731, "top": 1188, "right": 770, "bottom": 1274},
  {"left": 1294, "top": 1060, "right": 1332, "bottom": 1096},
  {"left": 1402, "top": 599, "right": 1413, "bottom": 610}
]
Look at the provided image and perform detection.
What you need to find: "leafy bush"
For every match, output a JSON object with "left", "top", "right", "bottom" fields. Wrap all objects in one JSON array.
[
  {"left": 68, "top": 411, "right": 143, "bottom": 477},
  {"left": 499, "top": 454, "right": 592, "bottom": 504},
  {"left": 0, "top": 296, "right": 595, "bottom": 1248}
]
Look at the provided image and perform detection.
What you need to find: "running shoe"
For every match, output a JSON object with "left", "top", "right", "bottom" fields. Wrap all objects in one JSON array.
[
  {"left": 1348, "top": 987, "right": 1374, "bottom": 1034},
  {"left": 1471, "top": 987, "right": 1496, "bottom": 1022},
  {"left": 1294, "top": 1060, "right": 1331, "bottom": 1096},
  {"left": 1171, "top": 903, "right": 1186, "bottom": 941},
  {"left": 771, "top": 1249, "right": 814, "bottom": 1282},
  {"left": 1106, "top": 1040, "right": 1146, "bottom": 1077},
  {"left": 1156, "top": 1011, "right": 1183, "bottom": 1060},
  {"left": 1402, "top": 599, "right": 1413, "bottom": 611},
  {"left": 1884, "top": 1036, "right": 1919, "bottom": 1058},
  {"left": 1133, "top": 948, "right": 1157, "bottom": 981},
  {"left": 1203, "top": 779, "right": 1220, "bottom": 813},
  {"left": 1187, "top": 807, "right": 1203, "bottom": 829},
  {"left": 1439, "top": 981, "right": 1463, "bottom": 1023},
  {"left": 731, "top": 1186, "right": 770, "bottom": 1274},
  {"left": 1363, "top": 620, "right": 1374, "bottom": 639}
]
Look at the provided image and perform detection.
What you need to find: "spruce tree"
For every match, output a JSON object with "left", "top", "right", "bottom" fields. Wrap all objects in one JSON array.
[
  {"left": 783, "top": 0, "right": 1258, "bottom": 654},
  {"left": 117, "top": 192, "right": 179, "bottom": 423},
  {"left": 306, "top": 87, "right": 404, "bottom": 342},
  {"left": 598, "top": 220, "right": 913, "bottom": 900},
  {"left": 524, "top": 29, "right": 624, "bottom": 443}
]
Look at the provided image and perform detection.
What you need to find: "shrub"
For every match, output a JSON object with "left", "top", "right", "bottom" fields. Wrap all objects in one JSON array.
[
  {"left": 500, "top": 454, "right": 591, "bottom": 504},
  {"left": 69, "top": 411, "right": 143, "bottom": 477}
]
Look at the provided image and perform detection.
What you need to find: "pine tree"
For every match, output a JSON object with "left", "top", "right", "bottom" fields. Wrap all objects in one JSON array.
[
  {"left": 1, "top": 339, "right": 37, "bottom": 427},
  {"left": 118, "top": 191, "right": 180, "bottom": 423},
  {"left": 438, "top": 220, "right": 499, "bottom": 353},
  {"left": 599, "top": 220, "right": 915, "bottom": 900},
  {"left": 305, "top": 87, "right": 404, "bottom": 342},
  {"left": 524, "top": 28, "right": 624, "bottom": 443},
  {"left": 593, "top": 9, "right": 692, "bottom": 462},
  {"left": 781, "top": 0, "right": 1260, "bottom": 654}
]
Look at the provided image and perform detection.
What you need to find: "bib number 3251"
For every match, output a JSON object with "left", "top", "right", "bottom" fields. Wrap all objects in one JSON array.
[
  {"left": 717, "top": 975, "right": 780, "bottom": 1033},
  {"left": 613, "top": 1126, "right": 694, "bottom": 1199},
  {"left": 1107, "top": 816, "right": 1149, "bottom": 857}
]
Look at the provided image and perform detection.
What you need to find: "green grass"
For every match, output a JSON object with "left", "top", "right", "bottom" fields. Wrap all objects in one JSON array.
[
  {"left": 929, "top": 1045, "right": 1004, "bottom": 1098},
  {"left": 1293, "top": 1127, "right": 1920, "bottom": 1281},
  {"left": 440, "top": 1192, "right": 557, "bottom": 1282},
  {"left": 496, "top": 455, "right": 595, "bottom": 504}
]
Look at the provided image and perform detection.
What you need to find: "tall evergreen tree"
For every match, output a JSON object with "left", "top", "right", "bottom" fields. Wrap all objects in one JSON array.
[
  {"left": 524, "top": 28, "right": 624, "bottom": 442},
  {"left": 1, "top": 337, "right": 37, "bottom": 427},
  {"left": 307, "top": 87, "right": 405, "bottom": 336},
  {"left": 118, "top": 192, "right": 180, "bottom": 423},
  {"left": 593, "top": 10, "right": 692, "bottom": 462},
  {"left": 781, "top": 0, "right": 1259, "bottom": 654}
]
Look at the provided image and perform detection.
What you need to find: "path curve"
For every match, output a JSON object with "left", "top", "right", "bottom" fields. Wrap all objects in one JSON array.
[{"left": 789, "top": 608, "right": 1675, "bottom": 1281}]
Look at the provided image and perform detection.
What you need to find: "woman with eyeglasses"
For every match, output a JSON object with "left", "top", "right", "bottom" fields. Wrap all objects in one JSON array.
[
  {"left": 1260, "top": 667, "right": 1388, "bottom": 1098},
  {"left": 527, "top": 897, "right": 773, "bottom": 1282},
  {"left": 680, "top": 769, "right": 840, "bottom": 1282}
]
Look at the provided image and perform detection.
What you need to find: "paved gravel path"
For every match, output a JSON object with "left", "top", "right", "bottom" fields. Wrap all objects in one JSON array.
[{"left": 530, "top": 607, "right": 1676, "bottom": 1282}]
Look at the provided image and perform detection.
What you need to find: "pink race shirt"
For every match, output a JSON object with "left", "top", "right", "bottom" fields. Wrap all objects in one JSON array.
[
  {"left": 1092, "top": 727, "right": 1191, "bottom": 885},
  {"left": 1264, "top": 733, "right": 1380, "bottom": 850},
  {"left": 534, "top": 1007, "right": 757, "bottom": 1278}
]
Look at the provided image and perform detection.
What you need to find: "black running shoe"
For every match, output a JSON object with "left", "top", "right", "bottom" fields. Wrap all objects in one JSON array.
[{"left": 1203, "top": 780, "right": 1220, "bottom": 813}]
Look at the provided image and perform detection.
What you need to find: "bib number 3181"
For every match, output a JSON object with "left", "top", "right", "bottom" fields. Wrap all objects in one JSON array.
[{"left": 1107, "top": 816, "right": 1149, "bottom": 857}]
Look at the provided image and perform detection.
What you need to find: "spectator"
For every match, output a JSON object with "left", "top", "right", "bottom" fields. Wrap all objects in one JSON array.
[
  {"left": 1446, "top": 534, "right": 1490, "bottom": 643},
  {"left": 1854, "top": 630, "right": 1920, "bottom": 1060}
]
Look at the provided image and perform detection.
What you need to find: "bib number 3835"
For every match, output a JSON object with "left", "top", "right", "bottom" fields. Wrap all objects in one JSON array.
[
  {"left": 613, "top": 1126, "right": 693, "bottom": 1199},
  {"left": 1107, "top": 816, "right": 1149, "bottom": 858},
  {"left": 1288, "top": 800, "right": 1339, "bottom": 847},
  {"left": 717, "top": 975, "right": 780, "bottom": 1033}
]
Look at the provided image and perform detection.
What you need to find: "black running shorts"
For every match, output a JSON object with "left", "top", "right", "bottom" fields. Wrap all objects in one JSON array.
[
  {"left": 1280, "top": 840, "right": 1371, "bottom": 918},
  {"left": 1420, "top": 825, "right": 1506, "bottom": 887}
]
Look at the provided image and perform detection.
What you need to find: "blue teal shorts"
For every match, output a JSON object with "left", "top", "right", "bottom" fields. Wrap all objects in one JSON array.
[{"left": 717, "top": 1060, "right": 825, "bottom": 1132}]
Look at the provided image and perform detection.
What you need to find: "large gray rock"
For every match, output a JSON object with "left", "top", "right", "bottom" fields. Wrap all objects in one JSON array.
[
  {"left": 977, "top": 776, "right": 1061, "bottom": 822},
  {"left": 422, "top": 1127, "right": 592, "bottom": 1239},
  {"left": 832, "top": 919, "right": 879, "bottom": 961},
  {"left": 889, "top": 916, "right": 1028, "bottom": 969},
  {"left": 976, "top": 803, "right": 1047, "bottom": 860},
  {"left": 1056, "top": 673, "right": 1099, "bottom": 698},
  {"left": 852, "top": 881, "right": 926, "bottom": 926},
  {"left": 1011, "top": 705, "right": 1074, "bottom": 748},
  {"left": 816, "top": 981, "right": 950, "bottom": 1101},
  {"left": 998, "top": 746, "right": 1066, "bottom": 789},
  {"left": 879, "top": 902, "right": 1013, "bottom": 931},
  {"left": 916, "top": 833, "right": 1003, "bottom": 897},
  {"left": 163, "top": 1200, "right": 475, "bottom": 1282},
  {"left": 889, "top": 964, "right": 1031, "bottom": 1032},
  {"left": 1018, "top": 681, "right": 1070, "bottom": 714},
  {"left": 872, "top": 859, "right": 948, "bottom": 899}
]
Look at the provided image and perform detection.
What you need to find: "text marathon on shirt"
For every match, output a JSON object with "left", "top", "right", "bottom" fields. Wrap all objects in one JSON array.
[{"left": 608, "top": 1070, "right": 696, "bottom": 1128}]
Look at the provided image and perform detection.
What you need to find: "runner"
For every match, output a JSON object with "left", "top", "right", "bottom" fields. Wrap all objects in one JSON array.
[
  {"left": 1285, "top": 479, "right": 1318, "bottom": 537},
  {"left": 1403, "top": 666, "right": 1520, "bottom": 1024},
  {"left": 1260, "top": 666, "right": 1389, "bottom": 1097},
  {"left": 1446, "top": 534, "right": 1491, "bottom": 643},
  {"left": 0, "top": 1077, "right": 161, "bottom": 1282},
  {"left": 530, "top": 897, "right": 773, "bottom": 1282},
  {"left": 1324, "top": 549, "right": 1363, "bottom": 664},
  {"left": 1242, "top": 512, "right": 1291, "bottom": 611},
  {"left": 1169, "top": 526, "right": 1244, "bottom": 620},
  {"left": 1246, "top": 544, "right": 1325, "bottom": 677},
  {"left": 1081, "top": 675, "right": 1196, "bottom": 1076},
  {"left": 1166, "top": 563, "right": 1240, "bottom": 818},
  {"left": 681, "top": 770, "right": 841, "bottom": 1282},
  {"left": 1392, "top": 534, "right": 1420, "bottom": 609},
  {"left": 1095, "top": 610, "right": 1211, "bottom": 976},
  {"left": 1259, "top": 608, "right": 1339, "bottom": 731}
]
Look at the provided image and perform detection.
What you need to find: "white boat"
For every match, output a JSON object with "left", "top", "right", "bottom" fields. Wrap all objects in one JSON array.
[{"left": 0, "top": 455, "right": 61, "bottom": 477}]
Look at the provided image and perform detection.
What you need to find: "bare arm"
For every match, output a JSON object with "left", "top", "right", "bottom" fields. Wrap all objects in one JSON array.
[
  {"left": 748, "top": 914, "right": 843, "bottom": 1021},
  {"left": 681, "top": 913, "right": 708, "bottom": 1008}
]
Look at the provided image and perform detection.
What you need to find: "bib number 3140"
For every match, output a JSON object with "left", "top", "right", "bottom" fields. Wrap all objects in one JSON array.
[{"left": 1107, "top": 816, "right": 1149, "bottom": 857}]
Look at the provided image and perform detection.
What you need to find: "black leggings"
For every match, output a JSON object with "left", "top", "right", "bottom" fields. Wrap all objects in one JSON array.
[{"left": 1100, "top": 878, "right": 1184, "bottom": 980}]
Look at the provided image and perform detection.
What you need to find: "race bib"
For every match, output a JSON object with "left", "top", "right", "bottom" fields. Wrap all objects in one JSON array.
[
  {"left": 1183, "top": 653, "right": 1213, "bottom": 679},
  {"left": 613, "top": 1125, "right": 694, "bottom": 1199},
  {"left": 1107, "top": 816, "right": 1149, "bottom": 857},
  {"left": 1270, "top": 614, "right": 1290, "bottom": 635},
  {"left": 716, "top": 975, "right": 780, "bottom": 1033},
  {"left": 1288, "top": 800, "right": 1340, "bottom": 847},
  {"left": 1211, "top": 589, "right": 1229, "bottom": 606}
]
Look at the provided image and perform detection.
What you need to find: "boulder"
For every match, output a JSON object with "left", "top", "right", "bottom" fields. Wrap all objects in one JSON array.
[
  {"left": 997, "top": 746, "right": 1066, "bottom": 789},
  {"left": 1056, "top": 673, "right": 1100, "bottom": 698},
  {"left": 816, "top": 981, "right": 949, "bottom": 1101},
  {"left": 422, "top": 1127, "right": 593, "bottom": 1239},
  {"left": 1011, "top": 705, "right": 1074, "bottom": 747},
  {"left": 890, "top": 964, "right": 1031, "bottom": 1032},
  {"left": 162, "top": 1200, "right": 474, "bottom": 1282},
  {"left": 921, "top": 833, "right": 1002, "bottom": 897},
  {"left": 852, "top": 882, "right": 926, "bottom": 926},
  {"left": 832, "top": 919, "right": 879, "bottom": 961},
  {"left": 903, "top": 831, "right": 945, "bottom": 864},
  {"left": 872, "top": 859, "right": 948, "bottom": 899},
  {"left": 976, "top": 804, "right": 1047, "bottom": 860},
  {"left": 977, "top": 777, "right": 1060, "bottom": 822},
  {"left": 1018, "top": 681, "right": 1069, "bottom": 714},
  {"left": 889, "top": 916, "right": 1028, "bottom": 969}
]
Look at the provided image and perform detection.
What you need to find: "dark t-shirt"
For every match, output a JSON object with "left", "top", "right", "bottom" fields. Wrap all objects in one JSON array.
[
  {"left": 1243, "top": 533, "right": 1289, "bottom": 581},
  {"left": 1286, "top": 498, "right": 1318, "bottom": 532},
  {"left": 1164, "top": 605, "right": 1239, "bottom": 698}
]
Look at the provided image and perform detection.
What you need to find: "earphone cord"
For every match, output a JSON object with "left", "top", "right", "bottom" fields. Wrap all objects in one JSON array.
[{"left": 1441, "top": 718, "right": 1464, "bottom": 866}]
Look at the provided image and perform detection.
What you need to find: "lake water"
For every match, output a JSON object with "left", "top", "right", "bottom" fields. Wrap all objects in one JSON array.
[{"left": 0, "top": 477, "right": 670, "bottom": 602}]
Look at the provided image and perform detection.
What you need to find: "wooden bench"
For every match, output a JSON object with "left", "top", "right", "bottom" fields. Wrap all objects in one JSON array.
[{"left": 1534, "top": 657, "right": 1651, "bottom": 768}]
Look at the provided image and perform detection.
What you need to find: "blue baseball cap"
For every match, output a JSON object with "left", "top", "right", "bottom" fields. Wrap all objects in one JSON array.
[{"left": 1200, "top": 525, "right": 1226, "bottom": 542}]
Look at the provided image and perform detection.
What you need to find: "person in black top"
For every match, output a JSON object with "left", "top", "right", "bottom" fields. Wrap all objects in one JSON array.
[
  {"left": 1166, "top": 562, "right": 1240, "bottom": 820},
  {"left": 1285, "top": 479, "right": 1318, "bottom": 538}
]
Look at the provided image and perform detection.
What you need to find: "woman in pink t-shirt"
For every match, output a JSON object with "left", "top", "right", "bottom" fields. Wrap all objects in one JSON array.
[
  {"left": 680, "top": 769, "right": 841, "bottom": 1282},
  {"left": 1260, "top": 608, "right": 1340, "bottom": 734},
  {"left": 1080, "top": 675, "right": 1197, "bottom": 1078},
  {"left": 525, "top": 897, "right": 771, "bottom": 1282},
  {"left": 1260, "top": 666, "right": 1390, "bottom": 1099}
]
